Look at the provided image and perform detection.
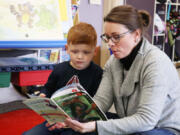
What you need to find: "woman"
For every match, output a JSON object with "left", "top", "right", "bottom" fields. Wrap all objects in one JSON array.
[{"left": 50, "top": 5, "right": 180, "bottom": 135}]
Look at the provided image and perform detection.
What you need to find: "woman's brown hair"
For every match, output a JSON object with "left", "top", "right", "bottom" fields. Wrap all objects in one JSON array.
[{"left": 104, "top": 5, "right": 151, "bottom": 36}]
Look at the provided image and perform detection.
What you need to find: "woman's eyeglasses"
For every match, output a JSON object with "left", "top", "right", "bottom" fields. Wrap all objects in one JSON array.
[{"left": 100, "top": 30, "right": 132, "bottom": 44}]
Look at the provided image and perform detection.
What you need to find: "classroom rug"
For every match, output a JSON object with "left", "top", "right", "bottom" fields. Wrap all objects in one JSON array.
[{"left": 0, "top": 100, "right": 45, "bottom": 135}]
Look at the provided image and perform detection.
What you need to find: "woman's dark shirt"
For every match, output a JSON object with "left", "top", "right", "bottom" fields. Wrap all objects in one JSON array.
[{"left": 120, "top": 39, "right": 142, "bottom": 70}]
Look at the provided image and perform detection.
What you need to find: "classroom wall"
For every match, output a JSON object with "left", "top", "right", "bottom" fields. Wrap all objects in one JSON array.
[
  {"left": 79, "top": 0, "right": 154, "bottom": 44},
  {"left": 79, "top": 0, "right": 103, "bottom": 46}
]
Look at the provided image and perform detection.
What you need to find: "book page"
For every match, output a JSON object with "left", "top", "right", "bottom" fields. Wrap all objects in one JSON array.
[
  {"left": 52, "top": 91, "right": 107, "bottom": 122},
  {"left": 51, "top": 83, "right": 82, "bottom": 99},
  {"left": 24, "top": 77, "right": 107, "bottom": 124},
  {"left": 23, "top": 97, "right": 68, "bottom": 125}
]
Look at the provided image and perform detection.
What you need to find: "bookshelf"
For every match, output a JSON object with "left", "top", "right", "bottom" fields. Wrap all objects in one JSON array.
[{"left": 0, "top": 0, "right": 74, "bottom": 87}]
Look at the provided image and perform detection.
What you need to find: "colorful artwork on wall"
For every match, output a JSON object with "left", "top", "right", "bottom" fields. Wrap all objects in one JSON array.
[{"left": 0, "top": 0, "right": 65, "bottom": 41}]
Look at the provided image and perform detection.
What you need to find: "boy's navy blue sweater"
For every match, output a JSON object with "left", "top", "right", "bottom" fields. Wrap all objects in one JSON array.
[{"left": 41, "top": 61, "right": 103, "bottom": 98}]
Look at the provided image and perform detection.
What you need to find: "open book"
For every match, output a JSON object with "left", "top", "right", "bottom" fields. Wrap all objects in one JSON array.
[{"left": 23, "top": 75, "right": 107, "bottom": 125}]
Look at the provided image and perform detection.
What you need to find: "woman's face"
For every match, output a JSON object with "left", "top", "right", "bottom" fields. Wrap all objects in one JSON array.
[{"left": 103, "top": 22, "right": 139, "bottom": 59}]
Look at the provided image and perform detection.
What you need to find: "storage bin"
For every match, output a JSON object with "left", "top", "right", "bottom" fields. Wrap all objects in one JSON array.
[
  {"left": 11, "top": 70, "right": 52, "bottom": 86},
  {"left": 0, "top": 72, "right": 11, "bottom": 87}
]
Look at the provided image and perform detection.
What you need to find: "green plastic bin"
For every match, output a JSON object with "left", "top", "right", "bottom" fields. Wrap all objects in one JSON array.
[{"left": 0, "top": 72, "right": 11, "bottom": 87}]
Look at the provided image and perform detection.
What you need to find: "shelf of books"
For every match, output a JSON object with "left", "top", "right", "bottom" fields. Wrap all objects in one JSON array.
[
  {"left": 0, "top": 0, "right": 81, "bottom": 87},
  {"left": 0, "top": 48, "right": 70, "bottom": 87}
]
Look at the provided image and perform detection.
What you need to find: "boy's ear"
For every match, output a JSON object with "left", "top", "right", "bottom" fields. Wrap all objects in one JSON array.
[
  {"left": 65, "top": 44, "right": 68, "bottom": 50},
  {"left": 65, "top": 44, "right": 69, "bottom": 53},
  {"left": 94, "top": 46, "right": 98, "bottom": 56}
]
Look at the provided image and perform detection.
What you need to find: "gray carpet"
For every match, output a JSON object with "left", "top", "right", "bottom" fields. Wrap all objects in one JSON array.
[{"left": 0, "top": 100, "right": 29, "bottom": 114}]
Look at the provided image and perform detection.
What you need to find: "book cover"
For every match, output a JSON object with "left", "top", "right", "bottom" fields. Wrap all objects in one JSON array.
[{"left": 23, "top": 75, "right": 107, "bottom": 125}]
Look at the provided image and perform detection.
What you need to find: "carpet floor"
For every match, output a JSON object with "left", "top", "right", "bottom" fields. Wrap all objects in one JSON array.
[{"left": 0, "top": 100, "right": 45, "bottom": 135}]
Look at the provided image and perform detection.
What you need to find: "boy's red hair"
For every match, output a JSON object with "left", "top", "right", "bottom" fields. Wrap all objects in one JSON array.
[{"left": 67, "top": 22, "right": 97, "bottom": 47}]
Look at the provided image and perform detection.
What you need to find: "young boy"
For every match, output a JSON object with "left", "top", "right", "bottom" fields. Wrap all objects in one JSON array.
[{"left": 23, "top": 22, "right": 103, "bottom": 135}]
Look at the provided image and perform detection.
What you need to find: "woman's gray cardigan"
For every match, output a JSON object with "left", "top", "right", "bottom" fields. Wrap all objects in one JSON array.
[{"left": 94, "top": 38, "right": 180, "bottom": 135}]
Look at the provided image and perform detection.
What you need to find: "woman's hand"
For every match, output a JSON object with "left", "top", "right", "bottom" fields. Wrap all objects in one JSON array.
[
  {"left": 46, "top": 122, "right": 67, "bottom": 131},
  {"left": 39, "top": 93, "right": 46, "bottom": 97},
  {"left": 65, "top": 118, "right": 96, "bottom": 133}
]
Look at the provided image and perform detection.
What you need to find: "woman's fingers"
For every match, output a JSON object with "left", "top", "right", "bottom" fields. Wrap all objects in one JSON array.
[
  {"left": 65, "top": 118, "right": 96, "bottom": 133},
  {"left": 65, "top": 118, "right": 83, "bottom": 132}
]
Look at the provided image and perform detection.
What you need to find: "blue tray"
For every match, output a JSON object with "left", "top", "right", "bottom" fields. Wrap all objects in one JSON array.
[{"left": 0, "top": 40, "right": 66, "bottom": 48}]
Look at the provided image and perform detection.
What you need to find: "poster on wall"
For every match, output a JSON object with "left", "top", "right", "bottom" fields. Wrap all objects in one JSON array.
[
  {"left": 0, "top": 0, "right": 64, "bottom": 41},
  {"left": 60, "top": 0, "right": 73, "bottom": 39}
]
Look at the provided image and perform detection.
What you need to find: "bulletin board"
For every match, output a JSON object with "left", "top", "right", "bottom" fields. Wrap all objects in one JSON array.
[{"left": 0, "top": 0, "right": 73, "bottom": 48}]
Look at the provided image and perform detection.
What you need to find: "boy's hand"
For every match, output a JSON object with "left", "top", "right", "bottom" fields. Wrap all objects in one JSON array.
[
  {"left": 39, "top": 93, "right": 46, "bottom": 97},
  {"left": 46, "top": 122, "right": 67, "bottom": 131}
]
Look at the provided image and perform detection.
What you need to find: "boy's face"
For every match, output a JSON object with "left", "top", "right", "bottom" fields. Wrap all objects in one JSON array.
[{"left": 66, "top": 43, "right": 96, "bottom": 70}]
